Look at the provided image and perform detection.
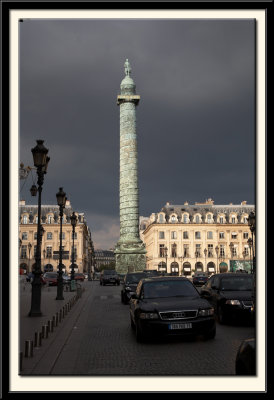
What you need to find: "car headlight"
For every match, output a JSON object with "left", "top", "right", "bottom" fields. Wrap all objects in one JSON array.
[
  {"left": 139, "top": 312, "right": 159, "bottom": 320},
  {"left": 225, "top": 300, "right": 241, "bottom": 305},
  {"left": 125, "top": 286, "right": 132, "bottom": 291},
  {"left": 198, "top": 308, "right": 214, "bottom": 317}
]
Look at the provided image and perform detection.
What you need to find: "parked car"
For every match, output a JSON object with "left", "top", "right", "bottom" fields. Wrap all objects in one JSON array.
[
  {"left": 129, "top": 276, "right": 216, "bottom": 342},
  {"left": 62, "top": 273, "right": 71, "bottom": 284},
  {"left": 121, "top": 272, "right": 147, "bottom": 304},
  {"left": 100, "top": 270, "right": 120, "bottom": 286},
  {"left": 200, "top": 273, "right": 254, "bottom": 324},
  {"left": 74, "top": 273, "right": 85, "bottom": 282},
  {"left": 43, "top": 272, "right": 58, "bottom": 286},
  {"left": 235, "top": 338, "right": 256, "bottom": 375},
  {"left": 192, "top": 272, "right": 209, "bottom": 286}
]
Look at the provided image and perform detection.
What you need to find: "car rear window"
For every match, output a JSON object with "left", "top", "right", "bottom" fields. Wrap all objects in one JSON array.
[
  {"left": 126, "top": 273, "right": 146, "bottom": 283},
  {"left": 104, "top": 270, "right": 117, "bottom": 275},
  {"left": 220, "top": 276, "right": 253, "bottom": 291},
  {"left": 143, "top": 280, "right": 199, "bottom": 299}
]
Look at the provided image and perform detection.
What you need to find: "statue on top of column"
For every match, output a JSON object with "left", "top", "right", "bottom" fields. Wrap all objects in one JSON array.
[{"left": 124, "top": 59, "right": 131, "bottom": 76}]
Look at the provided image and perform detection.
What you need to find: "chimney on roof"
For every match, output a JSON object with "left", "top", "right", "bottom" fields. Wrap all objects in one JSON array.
[
  {"left": 241, "top": 201, "right": 247, "bottom": 205},
  {"left": 19, "top": 200, "right": 26, "bottom": 205},
  {"left": 65, "top": 200, "right": 70, "bottom": 206}
]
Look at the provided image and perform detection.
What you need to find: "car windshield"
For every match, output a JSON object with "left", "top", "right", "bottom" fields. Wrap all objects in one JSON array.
[
  {"left": 143, "top": 280, "right": 199, "bottom": 299},
  {"left": 220, "top": 276, "right": 253, "bottom": 291},
  {"left": 104, "top": 270, "right": 116, "bottom": 275},
  {"left": 126, "top": 273, "right": 146, "bottom": 283}
]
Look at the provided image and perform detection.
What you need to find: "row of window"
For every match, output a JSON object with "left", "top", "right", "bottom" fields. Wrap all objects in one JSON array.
[
  {"left": 158, "top": 243, "right": 250, "bottom": 259},
  {"left": 157, "top": 214, "right": 249, "bottom": 224},
  {"left": 21, "top": 215, "right": 73, "bottom": 224},
  {"left": 20, "top": 245, "right": 77, "bottom": 259},
  {"left": 21, "top": 232, "right": 77, "bottom": 240},
  {"left": 159, "top": 231, "right": 249, "bottom": 240}
]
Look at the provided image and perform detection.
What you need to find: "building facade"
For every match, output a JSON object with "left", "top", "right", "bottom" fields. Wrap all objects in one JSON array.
[
  {"left": 94, "top": 250, "right": 115, "bottom": 270},
  {"left": 19, "top": 200, "right": 94, "bottom": 274},
  {"left": 140, "top": 199, "right": 255, "bottom": 275}
]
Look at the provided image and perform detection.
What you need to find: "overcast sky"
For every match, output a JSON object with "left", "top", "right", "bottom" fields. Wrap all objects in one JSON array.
[{"left": 19, "top": 18, "right": 255, "bottom": 249}]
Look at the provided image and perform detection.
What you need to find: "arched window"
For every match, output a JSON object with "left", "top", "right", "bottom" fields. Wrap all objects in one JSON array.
[
  {"left": 171, "top": 215, "right": 176, "bottom": 223},
  {"left": 195, "top": 215, "right": 200, "bottom": 223},
  {"left": 183, "top": 214, "right": 188, "bottom": 223},
  {"left": 159, "top": 214, "right": 164, "bottom": 223},
  {"left": 48, "top": 215, "right": 53, "bottom": 224},
  {"left": 23, "top": 215, "right": 28, "bottom": 224}
]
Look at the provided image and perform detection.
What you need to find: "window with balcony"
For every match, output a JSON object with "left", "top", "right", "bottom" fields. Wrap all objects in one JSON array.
[
  {"left": 195, "top": 244, "right": 201, "bottom": 257},
  {"left": 21, "top": 245, "right": 27, "bottom": 258},
  {"left": 46, "top": 246, "right": 52, "bottom": 258},
  {"left": 183, "top": 245, "right": 189, "bottom": 258},
  {"left": 159, "top": 244, "right": 165, "bottom": 258},
  {"left": 171, "top": 243, "right": 177, "bottom": 258},
  {"left": 183, "top": 231, "right": 189, "bottom": 239},
  {"left": 231, "top": 232, "right": 238, "bottom": 239},
  {"left": 208, "top": 244, "right": 213, "bottom": 257},
  {"left": 219, "top": 232, "right": 225, "bottom": 239},
  {"left": 220, "top": 245, "right": 225, "bottom": 257},
  {"left": 207, "top": 231, "right": 213, "bottom": 239},
  {"left": 243, "top": 232, "right": 249, "bottom": 239}
]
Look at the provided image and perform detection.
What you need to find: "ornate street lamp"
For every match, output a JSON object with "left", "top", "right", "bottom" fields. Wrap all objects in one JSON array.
[
  {"left": 164, "top": 246, "right": 168, "bottom": 274},
  {"left": 30, "top": 184, "right": 38, "bottom": 197},
  {"left": 28, "top": 242, "right": 32, "bottom": 274},
  {"left": 247, "top": 211, "right": 256, "bottom": 273},
  {"left": 247, "top": 238, "right": 253, "bottom": 273},
  {"left": 215, "top": 245, "right": 219, "bottom": 274},
  {"left": 204, "top": 248, "right": 207, "bottom": 272},
  {"left": 70, "top": 211, "right": 77, "bottom": 289},
  {"left": 29, "top": 140, "right": 49, "bottom": 317},
  {"left": 56, "top": 187, "right": 67, "bottom": 300}
]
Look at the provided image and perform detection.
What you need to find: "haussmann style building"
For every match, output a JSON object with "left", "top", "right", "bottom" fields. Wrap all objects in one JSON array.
[
  {"left": 140, "top": 199, "right": 255, "bottom": 276},
  {"left": 19, "top": 200, "right": 94, "bottom": 275}
]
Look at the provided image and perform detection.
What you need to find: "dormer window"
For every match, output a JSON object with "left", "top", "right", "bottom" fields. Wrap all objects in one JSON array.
[
  {"left": 22, "top": 215, "right": 28, "bottom": 224},
  {"left": 195, "top": 215, "right": 200, "bottom": 223},
  {"left": 183, "top": 214, "right": 188, "bottom": 223},
  {"left": 171, "top": 215, "right": 176, "bottom": 223},
  {"left": 159, "top": 214, "right": 164, "bottom": 223}
]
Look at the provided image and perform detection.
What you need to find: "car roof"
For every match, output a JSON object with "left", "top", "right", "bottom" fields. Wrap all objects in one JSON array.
[
  {"left": 212, "top": 273, "right": 252, "bottom": 277},
  {"left": 141, "top": 276, "right": 190, "bottom": 283}
]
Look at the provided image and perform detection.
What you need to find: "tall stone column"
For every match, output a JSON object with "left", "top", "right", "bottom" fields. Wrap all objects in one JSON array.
[{"left": 115, "top": 59, "right": 146, "bottom": 273}]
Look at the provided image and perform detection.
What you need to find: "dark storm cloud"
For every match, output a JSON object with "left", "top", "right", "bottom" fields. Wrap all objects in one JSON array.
[{"left": 19, "top": 18, "right": 255, "bottom": 248}]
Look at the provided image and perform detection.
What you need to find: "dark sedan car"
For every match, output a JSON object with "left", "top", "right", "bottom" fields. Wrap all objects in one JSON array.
[
  {"left": 192, "top": 272, "right": 209, "bottom": 286},
  {"left": 100, "top": 269, "right": 120, "bottom": 286},
  {"left": 43, "top": 272, "right": 58, "bottom": 286},
  {"left": 121, "top": 272, "right": 147, "bottom": 304},
  {"left": 200, "top": 273, "right": 254, "bottom": 324},
  {"left": 129, "top": 276, "right": 216, "bottom": 342}
]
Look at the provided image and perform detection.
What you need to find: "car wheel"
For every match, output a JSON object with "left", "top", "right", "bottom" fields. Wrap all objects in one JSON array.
[
  {"left": 217, "top": 305, "right": 226, "bottom": 324},
  {"left": 204, "top": 326, "right": 216, "bottom": 340}
]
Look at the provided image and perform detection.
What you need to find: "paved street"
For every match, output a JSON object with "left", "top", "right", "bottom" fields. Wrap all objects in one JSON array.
[{"left": 20, "top": 279, "right": 255, "bottom": 376}]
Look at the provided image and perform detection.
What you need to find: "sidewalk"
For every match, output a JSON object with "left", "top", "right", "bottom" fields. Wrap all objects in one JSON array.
[{"left": 19, "top": 278, "right": 88, "bottom": 375}]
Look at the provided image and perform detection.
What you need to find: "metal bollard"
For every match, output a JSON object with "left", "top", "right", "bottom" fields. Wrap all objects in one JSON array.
[
  {"left": 48, "top": 320, "right": 53, "bottom": 333},
  {"left": 19, "top": 351, "right": 23, "bottom": 372},
  {"left": 42, "top": 325, "right": 49, "bottom": 339},
  {"left": 52, "top": 315, "right": 56, "bottom": 327},
  {"left": 34, "top": 331, "right": 42, "bottom": 347},
  {"left": 56, "top": 312, "right": 59, "bottom": 325},
  {"left": 25, "top": 340, "right": 33, "bottom": 357}
]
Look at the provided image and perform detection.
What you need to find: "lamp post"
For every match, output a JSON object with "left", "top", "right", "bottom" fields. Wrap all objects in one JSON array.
[
  {"left": 247, "top": 238, "right": 253, "bottom": 273},
  {"left": 56, "top": 187, "right": 67, "bottom": 300},
  {"left": 70, "top": 211, "right": 77, "bottom": 290},
  {"left": 247, "top": 211, "right": 256, "bottom": 313},
  {"left": 28, "top": 242, "right": 32, "bottom": 274},
  {"left": 247, "top": 211, "right": 256, "bottom": 274},
  {"left": 29, "top": 140, "right": 49, "bottom": 317},
  {"left": 195, "top": 250, "right": 198, "bottom": 272},
  {"left": 215, "top": 245, "right": 219, "bottom": 274},
  {"left": 229, "top": 242, "right": 234, "bottom": 272},
  {"left": 204, "top": 248, "right": 207, "bottom": 273},
  {"left": 164, "top": 246, "right": 168, "bottom": 274}
]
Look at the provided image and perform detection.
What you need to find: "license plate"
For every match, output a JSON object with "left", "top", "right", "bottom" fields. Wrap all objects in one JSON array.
[{"left": 168, "top": 323, "right": 192, "bottom": 330}]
